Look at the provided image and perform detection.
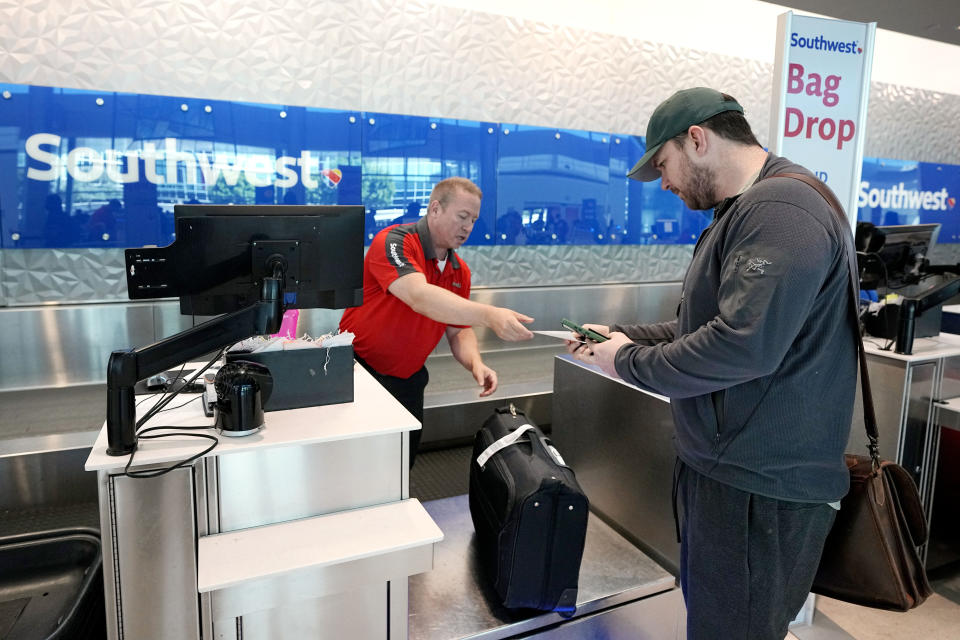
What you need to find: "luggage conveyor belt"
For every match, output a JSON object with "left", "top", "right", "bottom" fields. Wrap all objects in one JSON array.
[
  {"left": 0, "top": 384, "right": 105, "bottom": 442},
  {"left": 421, "top": 343, "right": 565, "bottom": 447},
  {"left": 410, "top": 494, "right": 683, "bottom": 640}
]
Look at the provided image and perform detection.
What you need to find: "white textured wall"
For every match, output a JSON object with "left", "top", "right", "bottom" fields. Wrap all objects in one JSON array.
[
  {"left": 2, "top": 0, "right": 959, "bottom": 301},
  {"left": 4, "top": 0, "right": 957, "bottom": 154},
  {"left": 432, "top": 0, "right": 960, "bottom": 96}
]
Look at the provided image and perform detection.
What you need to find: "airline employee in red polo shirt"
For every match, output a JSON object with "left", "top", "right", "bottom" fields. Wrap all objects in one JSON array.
[{"left": 340, "top": 177, "right": 534, "bottom": 467}]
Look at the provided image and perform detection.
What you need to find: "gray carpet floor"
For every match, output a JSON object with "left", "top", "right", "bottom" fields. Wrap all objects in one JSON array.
[{"left": 410, "top": 444, "right": 473, "bottom": 502}]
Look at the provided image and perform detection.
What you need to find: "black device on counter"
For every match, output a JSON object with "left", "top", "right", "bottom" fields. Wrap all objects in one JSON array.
[
  {"left": 105, "top": 205, "right": 365, "bottom": 456},
  {"left": 857, "top": 223, "right": 940, "bottom": 290},
  {"left": 213, "top": 361, "right": 273, "bottom": 436},
  {"left": 856, "top": 222, "right": 960, "bottom": 354}
]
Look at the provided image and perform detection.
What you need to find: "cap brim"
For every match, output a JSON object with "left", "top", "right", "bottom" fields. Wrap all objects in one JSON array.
[{"left": 626, "top": 141, "right": 665, "bottom": 182}]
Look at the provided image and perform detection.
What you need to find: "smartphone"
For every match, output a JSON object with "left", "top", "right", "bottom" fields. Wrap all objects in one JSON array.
[{"left": 560, "top": 318, "right": 609, "bottom": 343}]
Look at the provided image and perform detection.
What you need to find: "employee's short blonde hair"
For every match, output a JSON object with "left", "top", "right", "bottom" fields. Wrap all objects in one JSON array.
[{"left": 430, "top": 177, "right": 482, "bottom": 208}]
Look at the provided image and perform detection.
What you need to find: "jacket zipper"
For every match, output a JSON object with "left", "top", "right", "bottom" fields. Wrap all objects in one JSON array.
[{"left": 712, "top": 390, "right": 725, "bottom": 451}]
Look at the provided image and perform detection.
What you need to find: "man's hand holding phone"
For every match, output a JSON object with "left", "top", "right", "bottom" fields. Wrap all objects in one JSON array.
[
  {"left": 563, "top": 320, "right": 630, "bottom": 379},
  {"left": 561, "top": 318, "right": 610, "bottom": 343}
]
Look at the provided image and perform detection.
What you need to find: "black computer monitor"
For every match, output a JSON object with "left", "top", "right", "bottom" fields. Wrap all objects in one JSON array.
[
  {"left": 859, "top": 223, "right": 940, "bottom": 290},
  {"left": 107, "top": 204, "right": 365, "bottom": 456},
  {"left": 127, "top": 204, "right": 364, "bottom": 314}
]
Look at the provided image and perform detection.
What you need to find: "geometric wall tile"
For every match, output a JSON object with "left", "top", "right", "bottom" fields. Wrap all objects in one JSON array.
[{"left": 2, "top": 0, "right": 959, "bottom": 303}]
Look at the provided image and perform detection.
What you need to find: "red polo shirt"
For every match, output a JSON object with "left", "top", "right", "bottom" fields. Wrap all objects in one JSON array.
[{"left": 339, "top": 217, "right": 471, "bottom": 378}]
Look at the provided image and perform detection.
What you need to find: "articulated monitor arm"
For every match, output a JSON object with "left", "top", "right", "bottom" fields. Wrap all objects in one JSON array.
[
  {"left": 106, "top": 274, "right": 283, "bottom": 456},
  {"left": 894, "top": 276, "right": 960, "bottom": 355}
]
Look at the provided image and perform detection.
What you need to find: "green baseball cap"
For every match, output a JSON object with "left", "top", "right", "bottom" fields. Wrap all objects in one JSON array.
[{"left": 627, "top": 87, "right": 744, "bottom": 182}]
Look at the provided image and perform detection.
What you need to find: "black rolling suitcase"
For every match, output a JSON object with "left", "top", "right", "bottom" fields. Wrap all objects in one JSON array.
[{"left": 468, "top": 404, "right": 589, "bottom": 613}]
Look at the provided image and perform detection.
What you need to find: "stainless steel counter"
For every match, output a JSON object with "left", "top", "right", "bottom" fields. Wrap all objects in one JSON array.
[
  {"left": 410, "top": 494, "right": 680, "bottom": 640},
  {"left": 550, "top": 355, "right": 681, "bottom": 575}
]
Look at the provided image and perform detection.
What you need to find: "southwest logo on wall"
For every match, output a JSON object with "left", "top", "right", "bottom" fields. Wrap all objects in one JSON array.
[
  {"left": 25, "top": 134, "right": 345, "bottom": 191},
  {"left": 858, "top": 158, "right": 960, "bottom": 241}
]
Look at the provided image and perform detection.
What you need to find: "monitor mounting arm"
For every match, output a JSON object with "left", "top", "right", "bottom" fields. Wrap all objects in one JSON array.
[{"left": 106, "top": 262, "right": 285, "bottom": 456}]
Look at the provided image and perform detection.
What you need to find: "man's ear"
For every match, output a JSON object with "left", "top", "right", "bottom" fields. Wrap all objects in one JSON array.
[{"left": 688, "top": 125, "right": 709, "bottom": 156}]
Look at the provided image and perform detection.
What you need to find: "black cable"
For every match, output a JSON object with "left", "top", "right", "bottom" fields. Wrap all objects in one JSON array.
[
  {"left": 863, "top": 336, "right": 895, "bottom": 352},
  {"left": 123, "top": 427, "right": 219, "bottom": 479},
  {"left": 135, "top": 371, "right": 189, "bottom": 408},
  {"left": 123, "top": 346, "right": 231, "bottom": 480},
  {"left": 136, "top": 349, "right": 225, "bottom": 428},
  {"left": 856, "top": 250, "right": 890, "bottom": 290},
  {"left": 137, "top": 361, "right": 204, "bottom": 428},
  {"left": 157, "top": 394, "right": 203, "bottom": 413}
]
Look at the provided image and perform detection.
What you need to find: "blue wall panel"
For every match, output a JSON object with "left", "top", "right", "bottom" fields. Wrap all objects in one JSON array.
[
  {"left": 2, "top": 81, "right": 958, "bottom": 250},
  {"left": 858, "top": 158, "right": 960, "bottom": 241}
]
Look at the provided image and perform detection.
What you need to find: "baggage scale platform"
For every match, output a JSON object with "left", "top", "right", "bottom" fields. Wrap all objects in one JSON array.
[{"left": 409, "top": 494, "right": 683, "bottom": 639}]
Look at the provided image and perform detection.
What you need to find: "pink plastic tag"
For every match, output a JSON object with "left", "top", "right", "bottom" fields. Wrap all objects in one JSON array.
[{"left": 271, "top": 309, "right": 299, "bottom": 338}]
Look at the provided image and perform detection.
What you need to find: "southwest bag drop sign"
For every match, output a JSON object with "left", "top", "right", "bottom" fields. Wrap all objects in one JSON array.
[{"left": 770, "top": 12, "right": 876, "bottom": 226}]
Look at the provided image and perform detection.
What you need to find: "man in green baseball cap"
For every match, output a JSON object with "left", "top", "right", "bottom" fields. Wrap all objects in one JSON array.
[
  {"left": 626, "top": 87, "right": 745, "bottom": 182},
  {"left": 626, "top": 87, "right": 769, "bottom": 211},
  {"left": 567, "top": 88, "right": 858, "bottom": 640}
]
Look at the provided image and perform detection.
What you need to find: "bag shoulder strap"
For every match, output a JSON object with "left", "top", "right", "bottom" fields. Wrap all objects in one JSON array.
[{"left": 767, "top": 172, "right": 880, "bottom": 463}]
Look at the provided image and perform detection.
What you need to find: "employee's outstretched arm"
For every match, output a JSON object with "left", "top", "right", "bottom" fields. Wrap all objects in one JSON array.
[{"left": 388, "top": 273, "right": 534, "bottom": 341}]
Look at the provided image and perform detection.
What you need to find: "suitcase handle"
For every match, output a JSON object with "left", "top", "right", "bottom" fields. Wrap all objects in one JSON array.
[
  {"left": 540, "top": 437, "right": 567, "bottom": 466},
  {"left": 495, "top": 403, "right": 524, "bottom": 418},
  {"left": 476, "top": 424, "right": 535, "bottom": 468},
  {"left": 526, "top": 432, "right": 569, "bottom": 468}
]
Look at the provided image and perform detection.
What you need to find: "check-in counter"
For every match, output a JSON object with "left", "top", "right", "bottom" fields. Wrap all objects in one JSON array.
[
  {"left": 862, "top": 331, "right": 960, "bottom": 567},
  {"left": 550, "top": 354, "right": 681, "bottom": 576},
  {"left": 85, "top": 362, "right": 442, "bottom": 640},
  {"left": 859, "top": 334, "right": 960, "bottom": 534},
  {"left": 550, "top": 334, "right": 960, "bottom": 576}
]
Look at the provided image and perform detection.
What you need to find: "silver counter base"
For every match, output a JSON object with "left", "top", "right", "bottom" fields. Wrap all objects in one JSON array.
[{"left": 410, "top": 494, "right": 681, "bottom": 640}]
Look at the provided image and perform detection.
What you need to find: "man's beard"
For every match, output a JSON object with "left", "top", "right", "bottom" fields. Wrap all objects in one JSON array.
[{"left": 680, "top": 153, "right": 720, "bottom": 211}]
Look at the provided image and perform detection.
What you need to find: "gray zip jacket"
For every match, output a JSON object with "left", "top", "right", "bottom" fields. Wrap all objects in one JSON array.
[{"left": 612, "top": 153, "right": 857, "bottom": 502}]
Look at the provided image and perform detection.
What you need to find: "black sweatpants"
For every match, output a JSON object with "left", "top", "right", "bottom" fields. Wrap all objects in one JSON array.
[
  {"left": 675, "top": 460, "right": 837, "bottom": 640},
  {"left": 355, "top": 355, "right": 429, "bottom": 468}
]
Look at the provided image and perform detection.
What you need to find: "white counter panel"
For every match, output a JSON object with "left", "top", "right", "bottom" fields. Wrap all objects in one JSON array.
[
  {"left": 198, "top": 499, "right": 442, "bottom": 593},
  {"left": 214, "top": 433, "right": 403, "bottom": 532}
]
